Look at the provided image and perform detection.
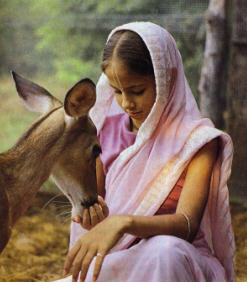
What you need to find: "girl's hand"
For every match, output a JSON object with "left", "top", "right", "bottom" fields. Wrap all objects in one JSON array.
[
  {"left": 82, "top": 195, "right": 109, "bottom": 230},
  {"left": 64, "top": 215, "right": 130, "bottom": 282}
]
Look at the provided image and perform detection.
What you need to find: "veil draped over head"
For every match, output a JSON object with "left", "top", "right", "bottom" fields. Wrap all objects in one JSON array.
[{"left": 71, "top": 22, "right": 235, "bottom": 282}]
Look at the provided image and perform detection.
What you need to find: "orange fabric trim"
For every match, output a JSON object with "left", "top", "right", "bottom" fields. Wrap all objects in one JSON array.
[{"left": 155, "top": 169, "right": 187, "bottom": 215}]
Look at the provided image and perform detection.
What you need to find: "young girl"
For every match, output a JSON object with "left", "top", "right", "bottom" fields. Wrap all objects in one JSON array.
[{"left": 58, "top": 22, "right": 235, "bottom": 282}]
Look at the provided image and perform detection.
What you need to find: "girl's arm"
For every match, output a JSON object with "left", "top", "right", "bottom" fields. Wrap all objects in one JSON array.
[
  {"left": 64, "top": 139, "right": 218, "bottom": 281},
  {"left": 118, "top": 138, "right": 219, "bottom": 242},
  {"left": 84, "top": 138, "right": 218, "bottom": 236}
]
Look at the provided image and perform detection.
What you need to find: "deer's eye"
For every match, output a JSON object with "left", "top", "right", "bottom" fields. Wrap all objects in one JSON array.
[{"left": 92, "top": 145, "right": 102, "bottom": 158}]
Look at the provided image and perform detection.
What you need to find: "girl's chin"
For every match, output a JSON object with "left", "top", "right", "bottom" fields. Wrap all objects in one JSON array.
[
  {"left": 129, "top": 116, "right": 145, "bottom": 130},
  {"left": 129, "top": 116, "right": 144, "bottom": 123}
]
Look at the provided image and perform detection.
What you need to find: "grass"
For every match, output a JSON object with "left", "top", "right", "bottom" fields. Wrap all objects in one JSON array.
[{"left": 0, "top": 75, "right": 72, "bottom": 193}]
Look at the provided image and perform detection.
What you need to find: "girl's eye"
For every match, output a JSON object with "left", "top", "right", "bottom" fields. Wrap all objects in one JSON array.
[
  {"left": 114, "top": 89, "right": 122, "bottom": 95},
  {"left": 113, "top": 89, "right": 144, "bottom": 95},
  {"left": 131, "top": 89, "right": 145, "bottom": 96}
]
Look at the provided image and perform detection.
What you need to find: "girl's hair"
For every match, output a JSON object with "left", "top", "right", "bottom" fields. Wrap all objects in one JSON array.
[{"left": 101, "top": 30, "right": 154, "bottom": 76}]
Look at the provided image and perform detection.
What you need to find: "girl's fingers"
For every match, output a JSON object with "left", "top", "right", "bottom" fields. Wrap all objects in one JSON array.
[
  {"left": 79, "top": 250, "right": 97, "bottom": 282},
  {"left": 93, "top": 203, "right": 105, "bottom": 221},
  {"left": 97, "top": 196, "right": 109, "bottom": 217},
  {"left": 89, "top": 206, "right": 99, "bottom": 226},
  {"left": 64, "top": 242, "right": 81, "bottom": 275},
  {"left": 93, "top": 252, "right": 105, "bottom": 281},
  {"left": 71, "top": 248, "right": 87, "bottom": 282},
  {"left": 82, "top": 209, "right": 91, "bottom": 230}
]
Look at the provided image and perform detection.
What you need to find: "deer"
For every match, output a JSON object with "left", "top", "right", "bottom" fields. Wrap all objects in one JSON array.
[{"left": 0, "top": 72, "right": 101, "bottom": 254}]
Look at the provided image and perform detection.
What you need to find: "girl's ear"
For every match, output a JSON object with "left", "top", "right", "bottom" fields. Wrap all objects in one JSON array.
[
  {"left": 64, "top": 78, "right": 96, "bottom": 118},
  {"left": 12, "top": 71, "right": 62, "bottom": 113}
]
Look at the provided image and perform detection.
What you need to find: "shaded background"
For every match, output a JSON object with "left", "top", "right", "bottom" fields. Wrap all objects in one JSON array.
[
  {"left": 0, "top": 0, "right": 208, "bottom": 188},
  {"left": 0, "top": 0, "right": 247, "bottom": 281}
]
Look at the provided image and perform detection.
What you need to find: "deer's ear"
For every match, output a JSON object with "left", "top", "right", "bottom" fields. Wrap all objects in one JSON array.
[
  {"left": 12, "top": 71, "right": 62, "bottom": 113},
  {"left": 64, "top": 78, "right": 96, "bottom": 118}
]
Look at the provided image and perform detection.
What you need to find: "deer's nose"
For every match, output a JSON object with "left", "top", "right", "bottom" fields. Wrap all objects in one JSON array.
[{"left": 81, "top": 198, "right": 97, "bottom": 209}]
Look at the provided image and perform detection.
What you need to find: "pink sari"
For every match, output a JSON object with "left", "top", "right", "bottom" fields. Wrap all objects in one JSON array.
[{"left": 58, "top": 22, "right": 235, "bottom": 282}]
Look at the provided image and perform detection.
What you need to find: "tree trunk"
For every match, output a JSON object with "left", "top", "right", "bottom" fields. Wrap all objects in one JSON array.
[
  {"left": 227, "top": 0, "right": 247, "bottom": 199},
  {"left": 198, "top": 0, "right": 227, "bottom": 128}
]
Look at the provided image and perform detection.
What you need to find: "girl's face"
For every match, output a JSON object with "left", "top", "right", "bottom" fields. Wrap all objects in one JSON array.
[{"left": 105, "top": 58, "right": 156, "bottom": 132}]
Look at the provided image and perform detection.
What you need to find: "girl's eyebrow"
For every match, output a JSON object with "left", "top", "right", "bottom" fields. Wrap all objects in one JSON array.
[{"left": 109, "top": 83, "right": 145, "bottom": 90}]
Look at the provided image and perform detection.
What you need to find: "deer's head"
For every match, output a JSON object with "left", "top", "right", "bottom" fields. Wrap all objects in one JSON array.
[{"left": 12, "top": 72, "right": 100, "bottom": 223}]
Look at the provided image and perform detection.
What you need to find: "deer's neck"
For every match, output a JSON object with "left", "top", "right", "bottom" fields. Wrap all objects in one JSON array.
[{"left": 0, "top": 108, "right": 65, "bottom": 225}]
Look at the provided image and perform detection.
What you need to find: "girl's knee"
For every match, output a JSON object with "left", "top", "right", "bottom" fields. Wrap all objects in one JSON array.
[
  {"left": 147, "top": 235, "right": 188, "bottom": 251},
  {"left": 146, "top": 235, "right": 193, "bottom": 266}
]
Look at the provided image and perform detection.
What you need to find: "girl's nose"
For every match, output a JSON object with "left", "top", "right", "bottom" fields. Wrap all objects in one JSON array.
[{"left": 122, "top": 95, "right": 135, "bottom": 110}]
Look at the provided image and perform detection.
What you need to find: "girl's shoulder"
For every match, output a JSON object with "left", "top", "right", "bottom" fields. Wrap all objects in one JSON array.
[
  {"left": 99, "top": 113, "right": 136, "bottom": 154},
  {"left": 98, "top": 113, "right": 136, "bottom": 175},
  {"left": 99, "top": 113, "right": 134, "bottom": 140},
  {"left": 101, "top": 113, "right": 127, "bottom": 131}
]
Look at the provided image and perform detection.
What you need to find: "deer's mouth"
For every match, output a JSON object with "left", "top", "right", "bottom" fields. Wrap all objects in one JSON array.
[{"left": 80, "top": 200, "right": 97, "bottom": 209}]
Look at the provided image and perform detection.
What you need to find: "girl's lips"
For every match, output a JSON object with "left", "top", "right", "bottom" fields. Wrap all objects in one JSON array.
[{"left": 127, "top": 111, "right": 142, "bottom": 118}]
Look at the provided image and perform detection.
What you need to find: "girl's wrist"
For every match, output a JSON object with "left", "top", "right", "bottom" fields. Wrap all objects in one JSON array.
[{"left": 112, "top": 214, "right": 133, "bottom": 235}]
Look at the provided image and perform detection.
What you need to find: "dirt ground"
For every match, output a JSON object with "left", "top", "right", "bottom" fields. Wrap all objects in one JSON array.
[
  {"left": 0, "top": 192, "right": 71, "bottom": 282},
  {"left": 0, "top": 192, "right": 246, "bottom": 282}
]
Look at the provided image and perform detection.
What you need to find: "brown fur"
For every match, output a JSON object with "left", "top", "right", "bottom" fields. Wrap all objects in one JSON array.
[{"left": 0, "top": 74, "right": 99, "bottom": 254}]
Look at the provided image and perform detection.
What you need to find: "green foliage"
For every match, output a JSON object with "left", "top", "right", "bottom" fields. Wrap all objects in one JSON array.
[
  {"left": 0, "top": 0, "right": 208, "bottom": 91},
  {"left": 55, "top": 59, "right": 100, "bottom": 84},
  {"left": 0, "top": 0, "right": 49, "bottom": 76},
  {"left": 31, "top": 0, "right": 109, "bottom": 83},
  {"left": 95, "top": 0, "right": 165, "bottom": 14},
  {"left": 0, "top": 0, "right": 208, "bottom": 195}
]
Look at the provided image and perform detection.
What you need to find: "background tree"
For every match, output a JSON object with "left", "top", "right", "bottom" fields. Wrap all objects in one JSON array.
[
  {"left": 198, "top": 0, "right": 227, "bottom": 128},
  {"left": 226, "top": 0, "right": 247, "bottom": 199}
]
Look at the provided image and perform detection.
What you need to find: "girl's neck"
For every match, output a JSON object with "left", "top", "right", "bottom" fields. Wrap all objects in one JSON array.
[{"left": 129, "top": 117, "right": 140, "bottom": 133}]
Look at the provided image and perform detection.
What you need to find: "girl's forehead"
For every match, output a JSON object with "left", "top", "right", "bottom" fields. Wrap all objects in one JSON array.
[{"left": 105, "top": 59, "right": 154, "bottom": 90}]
